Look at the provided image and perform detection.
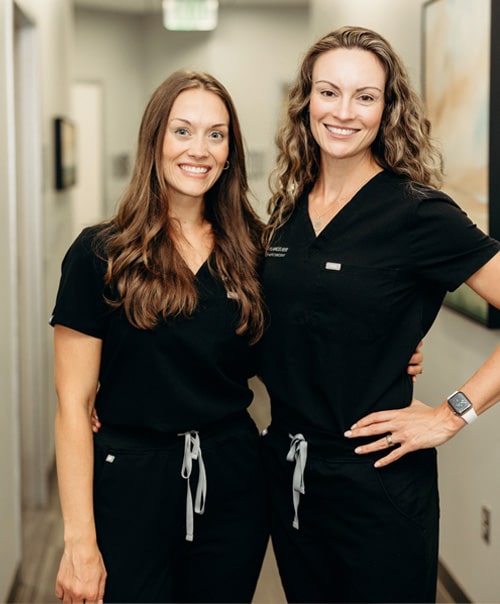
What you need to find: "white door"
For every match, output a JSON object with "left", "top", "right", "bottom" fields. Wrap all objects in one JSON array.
[
  {"left": 71, "top": 81, "right": 104, "bottom": 238},
  {"left": 14, "top": 3, "right": 47, "bottom": 508}
]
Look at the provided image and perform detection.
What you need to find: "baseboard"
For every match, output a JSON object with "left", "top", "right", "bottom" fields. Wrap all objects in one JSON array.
[{"left": 438, "top": 559, "right": 471, "bottom": 603}]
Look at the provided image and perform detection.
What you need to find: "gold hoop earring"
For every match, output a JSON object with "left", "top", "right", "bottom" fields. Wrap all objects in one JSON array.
[{"left": 224, "top": 160, "right": 230, "bottom": 170}]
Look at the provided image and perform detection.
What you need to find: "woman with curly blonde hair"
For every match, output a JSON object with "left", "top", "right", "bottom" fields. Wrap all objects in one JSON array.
[
  {"left": 259, "top": 26, "right": 500, "bottom": 603},
  {"left": 51, "top": 70, "right": 268, "bottom": 603}
]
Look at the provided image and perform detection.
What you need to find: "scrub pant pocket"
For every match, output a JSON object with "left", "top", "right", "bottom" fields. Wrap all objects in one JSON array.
[
  {"left": 94, "top": 438, "right": 182, "bottom": 602},
  {"left": 263, "top": 426, "right": 440, "bottom": 604},
  {"left": 93, "top": 413, "right": 269, "bottom": 603}
]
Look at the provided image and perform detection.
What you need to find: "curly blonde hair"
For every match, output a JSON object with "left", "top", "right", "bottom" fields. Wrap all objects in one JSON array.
[
  {"left": 96, "top": 70, "right": 265, "bottom": 342},
  {"left": 265, "top": 26, "right": 444, "bottom": 245}
]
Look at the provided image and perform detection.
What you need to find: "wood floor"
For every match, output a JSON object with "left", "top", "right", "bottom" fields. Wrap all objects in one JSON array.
[
  {"left": 10, "top": 471, "right": 63, "bottom": 603},
  {"left": 9, "top": 471, "right": 453, "bottom": 604}
]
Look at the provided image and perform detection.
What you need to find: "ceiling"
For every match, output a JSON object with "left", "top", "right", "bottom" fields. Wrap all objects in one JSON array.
[{"left": 73, "top": 0, "right": 309, "bottom": 13}]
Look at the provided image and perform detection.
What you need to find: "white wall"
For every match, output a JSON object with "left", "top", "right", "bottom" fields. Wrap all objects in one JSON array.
[
  {"left": 417, "top": 309, "right": 500, "bottom": 602},
  {"left": 17, "top": 0, "right": 75, "bottom": 481},
  {"left": 310, "top": 1, "right": 500, "bottom": 600},
  {"left": 17, "top": 0, "right": 75, "bottom": 499},
  {"left": 0, "top": 0, "right": 75, "bottom": 598},
  {"left": 0, "top": 1, "right": 22, "bottom": 597}
]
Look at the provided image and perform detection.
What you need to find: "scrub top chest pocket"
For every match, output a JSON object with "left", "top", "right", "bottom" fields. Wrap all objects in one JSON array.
[{"left": 311, "top": 259, "right": 401, "bottom": 343}]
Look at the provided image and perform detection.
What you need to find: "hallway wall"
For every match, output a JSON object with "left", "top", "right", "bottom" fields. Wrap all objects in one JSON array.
[
  {"left": 0, "top": 0, "right": 75, "bottom": 599},
  {"left": 0, "top": 1, "right": 21, "bottom": 596}
]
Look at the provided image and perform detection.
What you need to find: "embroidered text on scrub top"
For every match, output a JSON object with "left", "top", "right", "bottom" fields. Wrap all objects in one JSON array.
[{"left": 267, "top": 246, "right": 289, "bottom": 257}]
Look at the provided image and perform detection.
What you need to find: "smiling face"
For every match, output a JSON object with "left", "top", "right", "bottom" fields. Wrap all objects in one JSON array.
[
  {"left": 161, "top": 88, "right": 230, "bottom": 204},
  {"left": 309, "top": 47, "right": 386, "bottom": 165}
]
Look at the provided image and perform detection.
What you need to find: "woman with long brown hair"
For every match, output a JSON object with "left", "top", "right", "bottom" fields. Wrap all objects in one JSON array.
[{"left": 51, "top": 70, "right": 267, "bottom": 603}]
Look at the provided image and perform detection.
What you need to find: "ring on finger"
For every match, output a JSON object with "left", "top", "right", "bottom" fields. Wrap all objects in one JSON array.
[{"left": 386, "top": 434, "right": 393, "bottom": 447}]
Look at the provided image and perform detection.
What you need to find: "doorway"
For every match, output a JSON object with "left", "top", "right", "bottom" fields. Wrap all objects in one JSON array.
[
  {"left": 71, "top": 81, "right": 104, "bottom": 238},
  {"left": 14, "top": 3, "right": 48, "bottom": 508}
]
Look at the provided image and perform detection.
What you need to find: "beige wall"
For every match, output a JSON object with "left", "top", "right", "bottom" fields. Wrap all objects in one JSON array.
[{"left": 310, "top": 0, "right": 423, "bottom": 85}]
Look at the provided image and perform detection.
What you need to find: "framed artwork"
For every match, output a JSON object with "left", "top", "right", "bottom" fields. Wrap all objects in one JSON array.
[
  {"left": 422, "top": 0, "right": 500, "bottom": 327},
  {"left": 54, "top": 116, "right": 77, "bottom": 190}
]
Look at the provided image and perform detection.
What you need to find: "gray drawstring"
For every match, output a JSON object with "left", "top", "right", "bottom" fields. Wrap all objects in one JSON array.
[
  {"left": 180, "top": 431, "right": 207, "bottom": 541},
  {"left": 286, "top": 433, "right": 308, "bottom": 530}
]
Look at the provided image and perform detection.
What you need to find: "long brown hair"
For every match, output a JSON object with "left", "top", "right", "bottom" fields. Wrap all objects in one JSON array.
[
  {"left": 97, "top": 70, "right": 265, "bottom": 342},
  {"left": 265, "top": 26, "right": 444, "bottom": 247}
]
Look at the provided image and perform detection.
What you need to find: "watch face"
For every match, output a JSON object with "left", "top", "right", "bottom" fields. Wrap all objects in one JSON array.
[{"left": 449, "top": 392, "right": 472, "bottom": 414}]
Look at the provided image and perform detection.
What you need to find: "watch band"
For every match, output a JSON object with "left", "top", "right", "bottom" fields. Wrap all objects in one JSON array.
[{"left": 460, "top": 406, "right": 478, "bottom": 424}]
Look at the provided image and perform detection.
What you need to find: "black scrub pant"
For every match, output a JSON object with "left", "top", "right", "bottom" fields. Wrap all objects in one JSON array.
[
  {"left": 93, "top": 411, "right": 268, "bottom": 603},
  {"left": 262, "top": 424, "right": 440, "bottom": 604}
]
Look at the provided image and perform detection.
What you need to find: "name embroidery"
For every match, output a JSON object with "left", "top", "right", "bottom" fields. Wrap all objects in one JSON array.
[{"left": 267, "top": 246, "right": 289, "bottom": 258}]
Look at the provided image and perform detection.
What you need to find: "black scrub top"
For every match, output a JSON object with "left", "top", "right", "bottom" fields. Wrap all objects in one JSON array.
[
  {"left": 50, "top": 225, "right": 256, "bottom": 433},
  {"left": 259, "top": 170, "right": 500, "bottom": 435}
]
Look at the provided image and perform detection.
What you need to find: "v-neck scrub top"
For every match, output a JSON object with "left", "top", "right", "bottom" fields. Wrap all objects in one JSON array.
[
  {"left": 50, "top": 225, "right": 256, "bottom": 433},
  {"left": 259, "top": 170, "right": 500, "bottom": 435}
]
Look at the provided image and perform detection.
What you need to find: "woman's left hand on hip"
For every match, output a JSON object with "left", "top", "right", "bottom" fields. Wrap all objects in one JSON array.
[{"left": 344, "top": 399, "right": 464, "bottom": 467}]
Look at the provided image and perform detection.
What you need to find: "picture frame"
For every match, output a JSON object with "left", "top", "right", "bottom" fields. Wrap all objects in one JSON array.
[
  {"left": 54, "top": 116, "right": 77, "bottom": 190},
  {"left": 422, "top": 0, "right": 500, "bottom": 328}
]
